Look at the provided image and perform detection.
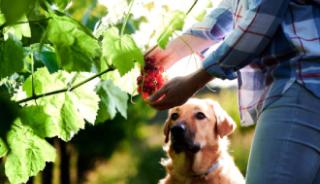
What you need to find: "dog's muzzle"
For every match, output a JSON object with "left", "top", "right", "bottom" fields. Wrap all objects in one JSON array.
[{"left": 170, "top": 123, "right": 201, "bottom": 154}]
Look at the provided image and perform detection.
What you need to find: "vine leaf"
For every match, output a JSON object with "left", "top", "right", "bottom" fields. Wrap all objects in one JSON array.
[
  {"left": 22, "top": 68, "right": 100, "bottom": 140},
  {"left": 157, "top": 11, "right": 186, "bottom": 49},
  {"left": 47, "top": 14, "right": 101, "bottom": 72},
  {"left": 96, "top": 80, "right": 128, "bottom": 123},
  {"left": 0, "top": 35, "right": 24, "bottom": 79},
  {"left": 52, "top": 0, "right": 71, "bottom": 10},
  {"left": 20, "top": 105, "right": 57, "bottom": 138},
  {"left": 101, "top": 27, "right": 143, "bottom": 76},
  {"left": 0, "top": 0, "right": 35, "bottom": 24},
  {"left": 3, "top": 15, "right": 31, "bottom": 40},
  {"left": 101, "top": 65, "right": 140, "bottom": 94},
  {"left": 72, "top": 82, "right": 100, "bottom": 125},
  {"left": 0, "top": 138, "right": 8, "bottom": 158},
  {"left": 59, "top": 93, "right": 86, "bottom": 140},
  {"left": 23, "top": 68, "right": 65, "bottom": 96},
  {"left": 5, "top": 120, "right": 56, "bottom": 184},
  {"left": 32, "top": 44, "right": 59, "bottom": 73},
  {"left": 0, "top": 89, "right": 20, "bottom": 145}
]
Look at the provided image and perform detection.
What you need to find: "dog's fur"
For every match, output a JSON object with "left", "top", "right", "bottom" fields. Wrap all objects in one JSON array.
[{"left": 159, "top": 99, "right": 245, "bottom": 184}]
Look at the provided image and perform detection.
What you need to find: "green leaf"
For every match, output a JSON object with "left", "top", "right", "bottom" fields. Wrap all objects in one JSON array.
[
  {"left": 3, "top": 15, "right": 31, "bottom": 40},
  {"left": 72, "top": 80, "right": 100, "bottom": 124},
  {"left": 47, "top": 14, "right": 101, "bottom": 72},
  {"left": 20, "top": 105, "right": 57, "bottom": 138},
  {"left": 22, "top": 68, "right": 100, "bottom": 140},
  {"left": 0, "top": 87, "right": 20, "bottom": 141},
  {"left": 95, "top": 103, "right": 110, "bottom": 123},
  {"left": 101, "top": 65, "right": 140, "bottom": 94},
  {"left": 96, "top": 80, "right": 128, "bottom": 121},
  {"left": 5, "top": 120, "right": 55, "bottom": 184},
  {"left": 157, "top": 11, "right": 186, "bottom": 48},
  {"left": 23, "top": 68, "right": 65, "bottom": 96},
  {"left": 32, "top": 44, "right": 59, "bottom": 73},
  {"left": 59, "top": 93, "right": 86, "bottom": 141},
  {"left": 0, "top": 138, "right": 8, "bottom": 158},
  {"left": 102, "top": 27, "right": 143, "bottom": 76},
  {"left": 0, "top": 35, "right": 24, "bottom": 79},
  {"left": 0, "top": 0, "right": 35, "bottom": 24},
  {"left": 0, "top": 13, "right": 5, "bottom": 26},
  {"left": 52, "top": 71, "right": 100, "bottom": 124},
  {"left": 195, "top": 10, "right": 207, "bottom": 22},
  {"left": 52, "top": 0, "right": 70, "bottom": 10}
]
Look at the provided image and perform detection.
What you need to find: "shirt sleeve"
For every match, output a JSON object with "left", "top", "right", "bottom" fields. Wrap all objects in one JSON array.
[
  {"left": 202, "top": 0, "right": 291, "bottom": 80},
  {"left": 184, "top": 0, "right": 234, "bottom": 42}
]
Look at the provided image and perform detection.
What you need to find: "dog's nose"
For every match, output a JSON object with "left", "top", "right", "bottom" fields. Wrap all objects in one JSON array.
[
  {"left": 188, "top": 143, "right": 201, "bottom": 153},
  {"left": 171, "top": 123, "right": 186, "bottom": 139}
]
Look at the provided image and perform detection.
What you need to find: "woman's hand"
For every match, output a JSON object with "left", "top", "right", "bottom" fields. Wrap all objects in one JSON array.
[{"left": 148, "top": 69, "right": 214, "bottom": 110}]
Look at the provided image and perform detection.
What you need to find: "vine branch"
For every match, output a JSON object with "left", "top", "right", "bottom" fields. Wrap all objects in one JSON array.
[
  {"left": 186, "top": 0, "right": 199, "bottom": 15},
  {"left": 120, "top": 0, "right": 135, "bottom": 37},
  {"left": 17, "top": 67, "right": 115, "bottom": 104}
]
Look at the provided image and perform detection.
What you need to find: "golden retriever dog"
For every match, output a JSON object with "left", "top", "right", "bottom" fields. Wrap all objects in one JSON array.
[{"left": 159, "top": 99, "right": 245, "bottom": 184}]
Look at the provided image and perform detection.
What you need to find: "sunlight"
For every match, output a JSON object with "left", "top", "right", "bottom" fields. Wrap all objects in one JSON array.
[{"left": 98, "top": 0, "right": 235, "bottom": 88}]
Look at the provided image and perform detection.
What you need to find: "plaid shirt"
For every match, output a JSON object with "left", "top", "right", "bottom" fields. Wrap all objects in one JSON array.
[{"left": 186, "top": 0, "right": 320, "bottom": 126}]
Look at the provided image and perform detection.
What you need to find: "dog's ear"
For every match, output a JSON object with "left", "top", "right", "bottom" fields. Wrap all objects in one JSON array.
[
  {"left": 208, "top": 100, "right": 236, "bottom": 138},
  {"left": 163, "top": 115, "right": 171, "bottom": 143}
]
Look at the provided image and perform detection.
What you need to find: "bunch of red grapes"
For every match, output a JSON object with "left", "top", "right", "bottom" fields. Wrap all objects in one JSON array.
[{"left": 137, "top": 57, "right": 165, "bottom": 99}]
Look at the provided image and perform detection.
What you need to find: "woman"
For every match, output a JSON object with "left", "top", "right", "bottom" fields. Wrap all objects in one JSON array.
[{"left": 147, "top": 0, "right": 320, "bottom": 183}]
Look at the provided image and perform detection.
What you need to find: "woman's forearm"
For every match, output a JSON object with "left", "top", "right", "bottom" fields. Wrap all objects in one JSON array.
[
  {"left": 166, "top": 34, "right": 216, "bottom": 61},
  {"left": 188, "top": 68, "right": 214, "bottom": 91},
  {"left": 147, "top": 34, "right": 216, "bottom": 70}
]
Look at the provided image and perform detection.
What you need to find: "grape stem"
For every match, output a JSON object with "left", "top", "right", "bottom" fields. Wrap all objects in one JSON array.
[{"left": 17, "top": 66, "right": 116, "bottom": 104}]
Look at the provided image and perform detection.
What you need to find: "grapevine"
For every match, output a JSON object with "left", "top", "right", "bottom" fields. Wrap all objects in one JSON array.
[{"left": 0, "top": 0, "right": 200, "bottom": 183}]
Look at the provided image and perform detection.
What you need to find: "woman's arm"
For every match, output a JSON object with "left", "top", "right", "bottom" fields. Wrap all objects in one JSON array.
[
  {"left": 147, "top": 35, "right": 215, "bottom": 70},
  {"left": 147, "top": 0, "right": 234, "bottom": 70},
  {"left": 149, "top": 0, "right": 292, "bottom": 110},
  {"left": 202, "top": 0, "right": 291, "bottom": 80}
]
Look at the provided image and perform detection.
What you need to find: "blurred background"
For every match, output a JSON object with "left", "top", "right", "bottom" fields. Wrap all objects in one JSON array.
[{"left": 0, "top": 0, "right": 255, "bottom": 183}]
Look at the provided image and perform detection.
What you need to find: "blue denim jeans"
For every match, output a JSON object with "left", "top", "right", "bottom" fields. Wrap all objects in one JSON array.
[{"left": 246, "top": 82, "right": 320, "bottom": 184}]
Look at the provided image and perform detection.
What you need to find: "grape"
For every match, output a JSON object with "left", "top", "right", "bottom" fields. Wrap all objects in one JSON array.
[{"left": 137, "top": 57, "right": 165, "bottom": 99}]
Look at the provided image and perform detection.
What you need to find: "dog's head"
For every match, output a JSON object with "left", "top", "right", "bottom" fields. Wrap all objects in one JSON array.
[{"left": 163, "top": 98, "right": 236, "bottom": 173}]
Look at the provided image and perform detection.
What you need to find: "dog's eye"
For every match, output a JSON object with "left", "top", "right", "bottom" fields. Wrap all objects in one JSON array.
[
  {"left": 195, "top": 112, "right": 206, "bottom": 120},
  {"left": 170, "top": 113, "right": 179, "bottom": 121}
]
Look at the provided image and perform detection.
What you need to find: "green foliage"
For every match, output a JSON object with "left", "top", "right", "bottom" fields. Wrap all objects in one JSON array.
[
  {"left": 3, "top": 15, "right": 31, "bottom": 40},
  {"left": 101, "top": 27, "right": 143, "bottom": 76},
  {"left": 20, "top": 105, "right": 55, "bottom": 138},
  {"left": 96, "top": 80, "right": 128, "bottom": 123},
  {"left": 0, "top": 138, "right": 8, "bottom": 158},
  {"left": 32, "top": 44, "right": 59, "bottom": 73},
  {"left": 59, "top": 94, "right": 86, "bottom": 140},
  {"left": 0, "top": 89, "right": 20, "bottom": 149},
  {"left": 0, "top": 0, "right": 193, "bottom": 182},
  {"left": 47, "top": 14, "right": 101, "bottom": 72},
  {"left": 0, "top": 0, "right": 35, "bottom": 24},
  {"left": 5, "top": 120, "right": 56, "bottom": 184},
  {"left": 0, "top": 35, "right": 24, "bottom": 79},
  {"left": 157, "top": 11, "right": 186, "bottom": 49},
  {"left": 22, "top": 68, "right": 100, "bottom": 140},
  {"left": 51, "top": 0, "right": 71, "bottom": 10}
]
